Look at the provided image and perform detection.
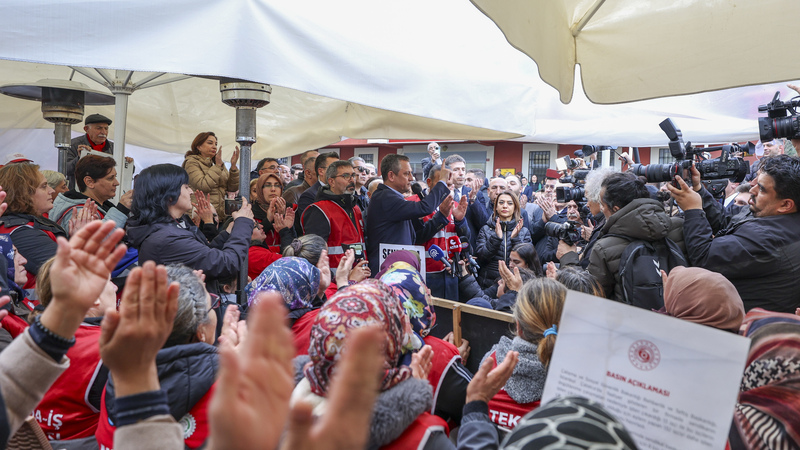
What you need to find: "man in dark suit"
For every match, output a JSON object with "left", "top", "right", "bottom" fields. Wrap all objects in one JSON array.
[{"left": 366, "top": 154, "right": 450, "bottom": 274}]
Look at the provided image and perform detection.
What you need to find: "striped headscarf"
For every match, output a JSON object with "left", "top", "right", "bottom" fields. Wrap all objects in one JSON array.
[
  {"left": 304, "top": 279, "right": 416, "bottom": 396},
  {"left": 730, "top": 309, "right": 800, "bottom": 449}
]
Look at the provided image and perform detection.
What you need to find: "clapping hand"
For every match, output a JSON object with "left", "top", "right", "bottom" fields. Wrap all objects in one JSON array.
[
  {"left": 465, "top": 350, "right": 519, "bottom": 404},
  {"left": 498, "top": 260, "right": 523, "bottom": 292}
]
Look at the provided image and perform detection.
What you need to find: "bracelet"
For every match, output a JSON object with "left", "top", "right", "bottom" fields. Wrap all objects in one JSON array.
[{"left": 34, "top": 315, "right": 76, "bottom": 346}]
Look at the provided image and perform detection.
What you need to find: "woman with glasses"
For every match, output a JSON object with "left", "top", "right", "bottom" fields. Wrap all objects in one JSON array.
[
  {"left": 183, "top": 131, "right": 240, "bottom": 222},
  {"left": 126, "top": 164, "right": 254, "bottom": 292},
  {"left": 251, "top": 172, "right": 296, "bottom": 254},
  {"left": 96, "top": 265, "right": 220, "bottom": 449}
]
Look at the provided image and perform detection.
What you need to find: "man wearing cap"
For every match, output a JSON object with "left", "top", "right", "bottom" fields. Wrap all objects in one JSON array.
[{"left": 67, "top": 114, "right": 133, "bottom": 189}]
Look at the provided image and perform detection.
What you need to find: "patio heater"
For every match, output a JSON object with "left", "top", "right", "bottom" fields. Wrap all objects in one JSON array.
[
  {"left": 219, "top": 79, "right": 271, "bottom": 304},
  {"left": 0, "top": 79, "right": 115, "bottom": 174}
]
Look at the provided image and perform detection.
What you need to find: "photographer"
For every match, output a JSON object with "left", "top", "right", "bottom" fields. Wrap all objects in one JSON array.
[
  {"left": 668, "top": 155, "right": 800, "bottom": 313},
  {"left": 588, "top": 172, "right": 685, "bottom": 304}
]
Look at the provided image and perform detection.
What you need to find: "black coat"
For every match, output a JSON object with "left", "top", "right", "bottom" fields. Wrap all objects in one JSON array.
[
  {"left": 0, "top": 213, "right": 66, "bottom": 276},
  {"left": 126, "top": 215, "right": 252, "bottom": 281},
  {"left": 684, "top": 188, "right": 800, "bottom": 313},
  {"left": 476, "top": 217, "right": 532, "bottom": 288}
]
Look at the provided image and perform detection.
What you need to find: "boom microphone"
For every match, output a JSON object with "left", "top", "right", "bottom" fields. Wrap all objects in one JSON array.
[{"left": 427, "top": 244, "right": 451, "bottom": 270}]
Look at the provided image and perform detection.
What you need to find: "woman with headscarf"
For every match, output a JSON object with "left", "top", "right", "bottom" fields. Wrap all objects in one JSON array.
[
  {"left": 250, "top": 172, "right": 296, "bottom": 253},
  {"left": 292, "top": 279, "right": 455, "bottom": 449},
  {"left": 380, "top": 261, "right": 473, "bottom": 425},
  {"left": 246, "top": 257, "right": 324, "bottom": 356},
  {"left": 0, "top": 235, "right": 40, "bottom": 349},
  {"left": 729, "top": 311, "right": 800, "bottom": 449},
  {"left": 660, "top": 266, "right": 744, "bottom": 333},
  {"left": 481, "top": 277, "right": 565, "bottom": 431}
]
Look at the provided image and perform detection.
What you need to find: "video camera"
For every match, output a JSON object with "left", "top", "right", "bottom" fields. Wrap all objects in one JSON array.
[
  {"left": 581, "top": 145, "right": 617, "bottom": 158},
  {"left": 759, "top": 91, "right": 800, "bottom": 141},
  {"left": 556, "top": 169, "right": 589, "bottom": 203},
  {"left": 544, "top": 220, "right": 582, "bottom": 246},
  {"left": 630, "top": 119, "right": 751, "bottom": 186}
]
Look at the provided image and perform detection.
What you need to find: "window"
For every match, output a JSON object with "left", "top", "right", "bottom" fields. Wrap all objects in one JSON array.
[
  {"left": 658, "top": 148, "right": 675, "bottom": 164},
  {"left": 528, "top": 151, "right": 551, "bottom": 182},
  {"left": 357, "top": 153, "right": 374, "bottom": 165},
  {"left": 277, "top": 157, "right": 289, "bottom": 165}
]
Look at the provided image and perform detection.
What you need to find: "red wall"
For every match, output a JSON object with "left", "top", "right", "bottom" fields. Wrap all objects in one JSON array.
[
  {"left": 492, "top": 141, "right": 523, "bottom": 174},
  {"left": 339, "top": 147, "right": 354, "bottom": 160},
  {"left": 377, "top": 145, "right": 397, "bottom": 175}
]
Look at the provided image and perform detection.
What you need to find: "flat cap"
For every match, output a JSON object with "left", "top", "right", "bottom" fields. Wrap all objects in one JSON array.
[{"left": 85, "top": 113, "right": 112, "bottom": 125}]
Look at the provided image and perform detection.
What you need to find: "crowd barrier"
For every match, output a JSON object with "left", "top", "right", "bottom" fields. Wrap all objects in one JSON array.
[{"left": 428, "top": 297, "right": 515, "bottom": 374}]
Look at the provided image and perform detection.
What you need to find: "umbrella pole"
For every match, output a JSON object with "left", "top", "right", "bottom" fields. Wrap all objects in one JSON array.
[
  {"left": 112, "top": 90, "right": 131, "bottom": 204},
  {"left": 54, "top": 122, "right": 73, "bottom": 175}
]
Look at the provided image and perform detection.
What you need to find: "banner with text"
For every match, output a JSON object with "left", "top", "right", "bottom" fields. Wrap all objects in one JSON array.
[{"left": 542, "top": 291, "right": 749, "bottom": 450}]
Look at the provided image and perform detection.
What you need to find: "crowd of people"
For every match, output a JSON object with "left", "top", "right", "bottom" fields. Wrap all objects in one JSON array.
[{"left": 0, "top": 110, "right": 798, "bottom": 449}]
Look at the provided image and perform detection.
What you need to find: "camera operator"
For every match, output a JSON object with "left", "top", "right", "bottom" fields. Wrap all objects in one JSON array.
[
  {"left": 559, "top": 167, "right": 617, "bottom": 269},
  {"left": 667, "top": 155, "right": 800, "bottom": 313},
  {"left": 588, "top": 172, "right": 685, "bottom": 303}
]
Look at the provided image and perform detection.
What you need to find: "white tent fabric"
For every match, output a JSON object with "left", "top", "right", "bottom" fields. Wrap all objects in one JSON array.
[
  {"left": 470, "top": 0, "right": 800, "bottom": 104},
  {"left": 0, "top": 0, "right": 796, "bottom": 155}
]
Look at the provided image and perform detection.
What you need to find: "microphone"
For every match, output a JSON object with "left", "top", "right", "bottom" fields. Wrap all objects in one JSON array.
[
  {"left": 458, "top": 240, "right": 480, "bottom": 276},
  {"left": 427, "top": 244, "right": 451, "bottom": 270},
  {"left": 411, "top": 182, "right": 426, "bottom": 200}
]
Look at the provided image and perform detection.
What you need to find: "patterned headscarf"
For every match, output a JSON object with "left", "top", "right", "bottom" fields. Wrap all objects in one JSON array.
[
  {"left": 663, "top": 266, "right": 744, "bottom": 332},
  {"left": 245, "top": 257, "right": 320, "bottom": 311},
  {"left": 379, "top": 261, "right": 435, "bottom": 337},
  {"left": 502, "top": 396, "right": 637, "bottom": 449},
  {"left": 304, "top": 279, "right": 416, "bottom": 396},
  {"left": 730, "top": 309, "right": 800, "bottom": 449}
]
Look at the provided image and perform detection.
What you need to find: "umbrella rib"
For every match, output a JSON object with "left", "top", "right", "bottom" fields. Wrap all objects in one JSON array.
[
  {"left": 94, "top": 68, "right": 116, "bottom": 86},
  {"left": 137, "top": 75, "right": 192, "bottom": 90},
  {"left": 571, "top": 0, "right": 606, "bottom": 37},
  {"left": 69, "top": 66, "right": 108, "bottom": 87}
]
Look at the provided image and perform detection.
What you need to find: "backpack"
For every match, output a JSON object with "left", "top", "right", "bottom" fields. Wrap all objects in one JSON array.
[{"left": 605, "top": 234, "right": 687, "bottom": 310}]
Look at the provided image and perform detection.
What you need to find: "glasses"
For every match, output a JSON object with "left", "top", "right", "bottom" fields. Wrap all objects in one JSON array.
[
  {"left": 262, "top": 183, "right": 282, "bottom": 189},
  {"left": 544, "top": 184, "right": 556, "bottom": 191},
  {"left": 208, "top": 293, "right": 221, "bottom": 312},
  {"left": 334, "top": 173, "right": 355, "bottom": 180},
  {"left": 259, "top": 165, "right": 279, "bottom": 173},
  {"left": 354, "top": 166, "right": 367, "bottom": 173}
]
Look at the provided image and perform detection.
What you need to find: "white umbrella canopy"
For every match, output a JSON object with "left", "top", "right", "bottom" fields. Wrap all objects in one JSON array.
[
  {"left": 0, "top": 61, "right": 519, "bottom": 164},
  {"left": 0, "top": 0, "right": 794, "bottom": 153},
  {"left": 470, "top": 0, "right": 800, "bottom": 104}
]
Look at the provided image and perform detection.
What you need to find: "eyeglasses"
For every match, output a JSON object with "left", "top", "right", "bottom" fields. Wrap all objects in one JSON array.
[
  {"left": 354, "top": 166, "right": 367, "bottom": 173},
  {"left": 544, "top": 184, "right": 557, "bottom": 191},
  {"left": 334, "top": 173, "right": 355, "bottom": 180},
  {"left": 208, "top": 293, "right": 221, "bottom": 312},
  {"left": 262, "top": 183, "right": 282, "bottom": 189},
  {"left": 259, "top": 165, "right": 279, "bottom": 173}
]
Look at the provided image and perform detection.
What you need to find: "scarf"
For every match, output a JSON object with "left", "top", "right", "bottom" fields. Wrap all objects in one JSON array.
[
  {"left": 375, "top": 250, "right": 421, "bottom": 279},
  {"left": 663, "top": 266, "right": 744, "bottom": 332},
  {"left": 304, "top": 279, "right": 416, "bottom": 396},
  {"left": 379, "top": 261, "right": 435, "bottom": 337},
  {"left": 245, "top": 257, "right": 320, "bottom": 311}
]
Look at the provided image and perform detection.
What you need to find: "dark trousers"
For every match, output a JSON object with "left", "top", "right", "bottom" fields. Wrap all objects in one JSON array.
[{"left": 426, "top": 270, "right": 459, "bottom": 301}]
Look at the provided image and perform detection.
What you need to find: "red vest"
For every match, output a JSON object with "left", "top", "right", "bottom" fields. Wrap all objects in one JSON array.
[
  {"left": 0, "top": 220, "right": 58, "bottom": 291},
  {"left": 301, "top": 200, "right": 365, "bottom": 268},
  {"left": 291, "top": 309, "right": 320, "bottom": 357},
  {"left": 421, "top": 210, "right": 459, "bottom": 273},
  {"left": 0, "top": 314, "right": 29, "bottom": 339},
  {"left": 423, "top": 335, "right": 461, "bottom": 413},
  {"left": 486, "top": 353, "right": 540, "bottom": 430},
  {"left": 35, "top": 323, "right": 103, "bottom": 441},
  {"left": 248, "top": 246, "right": 282, "bottom": 280},
  {"left": 96, "top": 383, "right": 215, "bottom": 450},
  {"left": 380, "top": 412, "right": 449, "bottom": 450}
]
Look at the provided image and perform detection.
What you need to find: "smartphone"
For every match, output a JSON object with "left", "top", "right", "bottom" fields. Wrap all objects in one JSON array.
[{"left": 342, "top": 243, "right": 366, "bottom": 263}]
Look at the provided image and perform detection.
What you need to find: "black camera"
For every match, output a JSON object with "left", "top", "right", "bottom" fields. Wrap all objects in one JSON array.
[
  {"left": 224, "top": 197, "right": 243, "bottom": 215},
  {"left": 758, "top": 91, "right": 800, "bottom": 141},
  {"left": 544, "top": 220, "right": 582, "bottom": 246},
  {"left": 581, "top": 145, "right": 617, "bottom": 158},
  {"left": 630, "top": 118, "right": 751, "bottom": 186},
  {"left": 556, "top": 185, "right": 585, "bottom": 203}
]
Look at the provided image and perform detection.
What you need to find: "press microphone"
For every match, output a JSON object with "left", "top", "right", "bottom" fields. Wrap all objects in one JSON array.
[
  {"left": 458, "top": 240, "right": 480, "bottom": 276},
  {"left": 411, "top": 182, "right": 426, "bottom": 200},
  {"left": 427, "top": 244, "right": 451, "bottom": 269}
]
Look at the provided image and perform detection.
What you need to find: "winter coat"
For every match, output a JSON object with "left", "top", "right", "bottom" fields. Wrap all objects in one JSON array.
[
  {"left": 182, "top": 154, "right": 240, "bottom": 221},
  {"left": 100, "top": 343, "right": 218, "bottom": 449},
  {"left": 588, "top": 198, "right": 685, "bottom": 303},
  {"left": 476, "top": 217, "right": 532, "bottom": 288},
  {"left": 126, "top": 215, "right": 253, "bottom": 282},
  {"left": 0, "top": 213, "right": 66, "bottom": 276},
  {"left": 50, "top": 191, "right": 130, "bottom": 237}
]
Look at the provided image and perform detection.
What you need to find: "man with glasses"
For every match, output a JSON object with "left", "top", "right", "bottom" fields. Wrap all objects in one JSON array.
[
  {"left": 301, "top": 160, "right": 366, "bottom": 270},
  {"left": 294, "top": 152, "right": 340, "bottom": 235},
  {"left": 349, "top": 156, "right": 370, "bottom": 211}
]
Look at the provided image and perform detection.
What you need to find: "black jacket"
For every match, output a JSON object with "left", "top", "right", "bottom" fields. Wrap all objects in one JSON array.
[
  {"left": 104, "top": 343, "right": 218, "bottom": 425},
  {"left": 126, "top": 215, "right": 253, "bottom": 281},
  {"left": 0, "top": 213, "right": 66, "bottom": 276},
  {"left": 684, "top": 190, "right": 800, "bottom": 313},
  {"left": 476, "top": 217, "right": 532, "bottom": 288}
]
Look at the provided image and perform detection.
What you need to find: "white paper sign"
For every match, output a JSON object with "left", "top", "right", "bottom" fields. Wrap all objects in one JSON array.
[
  {"left": 542, "top": 291, "right": 750, "bottom": 450},
  {"left": 378, "top": 244, "right": 426, "bottom": 282}
]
